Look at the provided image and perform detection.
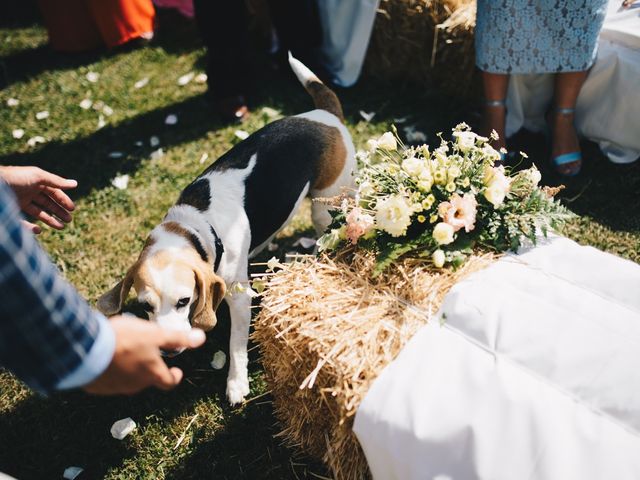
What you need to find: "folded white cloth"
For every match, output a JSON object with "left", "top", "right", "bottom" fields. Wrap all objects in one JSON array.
[{"left": 354, "top": 235, "right": 640, "bottom": 479}]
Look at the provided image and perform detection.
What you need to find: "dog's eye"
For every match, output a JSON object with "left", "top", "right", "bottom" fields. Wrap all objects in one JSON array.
[
  {"left": 176, "top": 297, "right": 190, "bottom": 309},
  {"left": 140, "top": 301, "right": 154, "bottom": 313}
]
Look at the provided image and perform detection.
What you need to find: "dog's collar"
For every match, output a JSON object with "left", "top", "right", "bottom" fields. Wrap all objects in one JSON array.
[{"left": 208, "top": 223, "right": 224, "bottom": 273}]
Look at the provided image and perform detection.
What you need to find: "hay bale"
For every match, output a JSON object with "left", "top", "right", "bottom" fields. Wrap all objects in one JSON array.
[
  {"left": 364, "top": 0, "right": 477, "bottom": 95},
  {"left": 253, "top": 251, "right": 493, "bottom": 479}
]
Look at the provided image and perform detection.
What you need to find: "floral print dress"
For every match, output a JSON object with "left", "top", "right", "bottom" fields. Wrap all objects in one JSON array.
[{"left": 475, "top": 0, "right": 608, "bottom": 74}]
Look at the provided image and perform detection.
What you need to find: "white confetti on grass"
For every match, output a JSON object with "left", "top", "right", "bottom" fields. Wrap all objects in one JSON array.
[
  {"left": 177, "top": 72, "right": 195, "bottom": 86},
  {"left": 35, "top": 110, "right": 49, "bottom": 120},
  {"left": 79, "top": 98, "right": 93, "bottom": 110},
  {"left": 63, "top": 466, "right": 84, "bottom": 480},
  {"left": 86, "top": 71, "right": 99, "bottom": 83},
  {"left": 134, "top": 77, "right": 149, "bottom": 89},
  {"left": 149, "top": 135, "right": 160, "bottom": 147},
  {"left": 194, "top": 73, "right": 207, "bottom": 84},
  {"left": 27, "top": 136, "right": 46, "bottom": 147},
  {"left": 7, "top": 98, "right": 19, "bottom": 107},
  {"left": 359, "top": 110, "right": 375, "bottom": 122},
  {"left": 12, "top": 129, "right": 25, "bottom": 139},
  {"left": 199, "top": 152, "right": 209, "bottom": 164},
  {"left": 210, "top": 351, "right": 227, "bottom": 370},
  {"left": 102, "top": 105, "right": 114, "bottom": 116},
  {"left": 111, "top": 174, "right": 129, "bottom": 189},
  {"left": 97, "top": 114, "right": 106, "bottom": 129},
  {"left": 110, "top": 417, "right": 136, "bottom": 440},
  {"left": 165, "top": 114, "right": 178, "bottom": 125},
  {"left": 234, "top": 129, "right": 249, "bottom": 140}
]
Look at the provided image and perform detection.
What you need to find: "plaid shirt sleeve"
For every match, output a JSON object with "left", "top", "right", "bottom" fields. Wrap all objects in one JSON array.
[{"left": 0, "top": 181, "right": 115, "bottom": 394}]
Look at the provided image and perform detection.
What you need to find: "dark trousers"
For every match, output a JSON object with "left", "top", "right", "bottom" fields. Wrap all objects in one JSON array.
[{"left": 192, "top": 0, "right": 322, "bottom": 99}]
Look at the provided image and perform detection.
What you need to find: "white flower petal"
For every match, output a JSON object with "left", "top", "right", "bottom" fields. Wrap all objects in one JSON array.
[
  {"left": 177, "top": 72, "right": 195, "bottom": 86},
  {"left": 199, "top": 152, "right": 209, "bottom": 164},
  {"left": 111, "top": 174, "right": 129, "bottom": 190},
  {"left": 150, "top": 148, "right": 164, "bottom": 160},
  {"left": 7, "top": 98, "right": 19, "bottom": 107},
  {"left": 97, "top": 114, "right": 106, "bottom": 129},
  {"left": 102, "top": 105, "right": 114, "bottom": 116},
  {"left": 63, "top": 466, "right": 84, "bottom": 480},
  {"left": 110, "top": 417, "right": 136, "bottom": 440},
  {"left": 234, "top": 130, "right": 249, "bottom": 140},
  {"left": 108, "top": 151, "right": 124, "bottom": 159},
  {"left": 194, "top": 73, "right": 208, "bottom": 84},
  {"left": 35, "top": 110, "right": 49, "bottom": 120},
  {"left": 210, "top": 350, "right": 227, "bottom": 369},
  {"left": 359, "top": 110, "right": 375, "bottom": 122},
  {"left": 134, "top": 77, "right": 149, "bottom": 89},
  {"left": 79, "top": 98, "right": 93, "bottom": 110},
  {"left": 150, "top": 135, "right": 160, "bottom": 147},
  {"left": 86, "top": 71, "right": 100, "bottom": 83},
  {"left": 134, "top": 140, "right": 143, "bottom": 147},
  {"left": 27, "top": 136, "right": 46, "bottom": 147},
  {"left": 165, "top": 114, "right": 178, "bottom": 125},
  {"left": 12, "top": 129, "right": 25, "bottom": 139}
]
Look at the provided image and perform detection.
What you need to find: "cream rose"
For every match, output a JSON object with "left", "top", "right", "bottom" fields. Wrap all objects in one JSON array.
[
  {"left": 377, "top": 132, "right": 397, "bottom": 151},
  {"left": 453, "top": 131, "right": 477, "bottom": 153},
  {"left": 432, "top": 249, "right": 446, "bottom": 268},
  {"left": 375, "top": 194, "right": 413, "bottom": 237},
  {"left": 401, "top": 156, "right": 424, "bottom": 178},
  {"left": 433, "top": 222, "right": 455, "bottom": 245}
]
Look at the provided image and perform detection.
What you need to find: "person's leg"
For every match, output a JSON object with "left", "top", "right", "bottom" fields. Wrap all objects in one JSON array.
[
  {"left": 192, "top": 0, "right": 250, "bottom": 121},
  {"left": 481, "top": 71, "right": 509, "bottom": 151},
  {"left": 548, "top": 70, "right": 588, "bottom": 175}
]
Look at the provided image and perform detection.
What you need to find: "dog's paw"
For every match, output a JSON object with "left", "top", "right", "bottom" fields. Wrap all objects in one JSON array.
[{"left": 226, "top": 377, "right": 250, "bottom": 406}]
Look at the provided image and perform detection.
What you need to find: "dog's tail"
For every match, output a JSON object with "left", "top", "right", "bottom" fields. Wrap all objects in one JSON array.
[{"left": 288, "top": 52, "right": 344, "bottom": 122}]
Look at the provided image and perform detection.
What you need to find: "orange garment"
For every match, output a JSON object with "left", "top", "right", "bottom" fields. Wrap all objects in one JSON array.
[{"left": 38, "top": 0, "right": 155, "bottom": 52}]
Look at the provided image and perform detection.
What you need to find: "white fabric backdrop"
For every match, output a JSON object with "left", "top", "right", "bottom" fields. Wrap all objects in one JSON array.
[
  {"left": 505, "top": 1, "right": 640, "bottom": 164},
  {"left": 354, "top": 236, "right": 640, "bottom": 479}
]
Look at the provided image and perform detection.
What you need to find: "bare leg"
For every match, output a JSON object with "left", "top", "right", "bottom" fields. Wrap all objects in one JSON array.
[
  {"left": 549, "top": 70, "right": 588, "bottom": 175},
  {"left": 481, "top": 71, "right": 509, "bottom": 151}
]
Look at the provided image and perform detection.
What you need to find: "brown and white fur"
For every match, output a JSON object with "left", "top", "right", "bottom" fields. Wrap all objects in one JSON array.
[{"left": 97, "top": 54, "right": 355, "bottom": 405}]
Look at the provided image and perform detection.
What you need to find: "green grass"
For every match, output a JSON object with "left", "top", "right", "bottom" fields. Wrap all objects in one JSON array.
[{"left": 1, "top": 11, "right": 638, "bottom": 480}]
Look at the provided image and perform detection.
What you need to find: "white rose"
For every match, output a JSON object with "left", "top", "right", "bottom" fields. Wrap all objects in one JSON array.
[
  {"left": 432, "top": 249, "right": 446, "bottom": 268},
  {"left": 375, "top": 194, "right": 413, "bottom": 237},
  {"left": 433, "top": 222, "right": 455, "bottom": 245},
  {"left": 453, "top": 131, "right": 477, "bottom": 153},
  {"left": 366, "top": 139, "right": 379, "bottom": 152},
  {"left": 484, "top": 183, "right": 507, "bottom": 208},
  {"left": 402, "top": 156, "right": 423, "bottom": 178},
  {"left": 377, "top": 132, "right": 397, "bottom": 151},
  {"left": 417, "top": 178, "right": 433, "bottom": 192},
  {"left": 529, "top": 166, "right": 542, "bottom": 186}
]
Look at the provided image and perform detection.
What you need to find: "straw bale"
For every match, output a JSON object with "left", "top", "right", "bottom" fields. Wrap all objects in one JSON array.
[
  {"left": 253, "top": 251, "right": 494, "bottom": 479},
  {"left": 364, "top": 0, "right": 477, "bottom": 96}
]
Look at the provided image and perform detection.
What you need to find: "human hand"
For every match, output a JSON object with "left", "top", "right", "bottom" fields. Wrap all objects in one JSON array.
[
  {"left": 0, "top": 166, "right": 77, "bottom": 234},
  {"left": 83, "top": 316, "right": 206, "bottom": 395}
]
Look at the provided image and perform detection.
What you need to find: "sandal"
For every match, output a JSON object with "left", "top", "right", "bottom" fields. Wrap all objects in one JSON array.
[{"left": 547, "top": 107, "right": 582, "bottom": 177}]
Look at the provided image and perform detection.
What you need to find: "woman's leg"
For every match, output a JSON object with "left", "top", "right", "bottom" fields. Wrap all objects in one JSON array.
[
  {"left": 481, "top": 71, "right": 509, "bottom": 151},
  {"left": 549, "top": 70, "right": 589, "bottom": 175}
]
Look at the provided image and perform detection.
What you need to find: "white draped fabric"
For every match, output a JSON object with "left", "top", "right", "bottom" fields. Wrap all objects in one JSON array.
[
  {"left": 505, "top": 1, "right": 640, "bottom": 164},
  {"left": 354, "top": 235, "right": 640, "bottom": 479}
]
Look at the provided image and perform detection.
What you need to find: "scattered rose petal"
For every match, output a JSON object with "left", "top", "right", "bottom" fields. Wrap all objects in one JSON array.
[
  {"left": 110, "top": 417, "right": 136, "bottom": 440},
  {"left": 134, "top": 140, "right": 143, "bottom": 147},
  {"left": 403, "top": 125, "right": 427, "bottom": 143},
  {"left": 111, "top": 174, "right": 129, "bottom": 189},
  {"left": 27, "top": 136, "right": 46, "bottom": 147},
  {"left": 102, "top": 105, "right": 114, "bottom": 116},
  {"left": 108, "top": 151, "right": 124, "bottom": 159},
  {"left": 151, "top": 148, "right": 164, "bottom": 160},
  {"left": 234, "top": 130, "right": 249, "bottom": 140},
  {"left": 359, "top": 110, "right": 375, "bottom": 122},
  {"left": 150, "top": 135, "right": 160, "bottom": 147},
  {"left": 63, "top": 466, "right": 84, "bottom": 480},
  {"left": 86, "top": 71, "right": 99, "bottom": 83},
  {"left": 177, "top": 72, "right": 195, "bottom": 86},
  {"left": 199, "top": 152, "right": 209, "bottom": 164},
  {"left": 92, "top": 100, "right": 104, "bottom": 111},
  {"left": 267, "top": 242, "right": 278, "bottom": 252},
  {"left": 12, "top": 129, "right": 25, "bottom": 139},
  {"left": 7, "top": 98, "right": 19, "bottom": 107},
  {"left": 194, "top": 73, "right": 208, "bottom": 84},
  {"left": 261, "top": 107, "right": 280, "bottom": 119},
  {"left": 35, "top": 110, "right": 49, "bottom": 120},
  {"left": 97, "top": 114, "right": 106, "bottom": 129},
  {"left": 293, "top": 237, "right": 317, "bottom": 249},
  {"left": 134, "top": 77, "right": 149, "bottom": 89},
  {"left": 210, "top": 350, "right": 227, "bottom": 370},
  {"left": 79, "top": 98, "right": 93, "bottom": 110},
  {"left": 165, "top": 114, "right": 178, "bottom": 125}
]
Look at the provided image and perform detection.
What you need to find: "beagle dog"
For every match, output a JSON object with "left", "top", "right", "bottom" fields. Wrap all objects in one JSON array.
[{"left": 97, "top": 54, "right": 356, "bottom": 405}]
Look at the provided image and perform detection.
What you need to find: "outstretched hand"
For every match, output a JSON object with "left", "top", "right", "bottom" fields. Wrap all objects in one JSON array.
[{"left": 0, "top": 166, "right": 77, "bottom": 234}]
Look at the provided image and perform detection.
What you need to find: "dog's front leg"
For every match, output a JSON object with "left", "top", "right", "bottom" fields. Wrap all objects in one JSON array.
[{"left": 225, "top": 291, "right": 251, "bottom": 405}]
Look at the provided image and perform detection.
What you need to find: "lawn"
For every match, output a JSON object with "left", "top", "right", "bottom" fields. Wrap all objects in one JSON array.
[{"left": 1, "top": 6, "right": 638, "bottom": 480}]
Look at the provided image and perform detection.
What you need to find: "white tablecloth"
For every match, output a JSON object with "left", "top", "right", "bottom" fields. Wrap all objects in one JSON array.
[
  {"left": 505, "top": 1, "right": 640, "bottom": 164},
  {"left": 354, "top": 235, "right": 640, "bottom": 479}
]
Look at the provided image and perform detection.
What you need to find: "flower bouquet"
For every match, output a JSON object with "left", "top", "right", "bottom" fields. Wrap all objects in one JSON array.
[{"left": 318, "top": 123, "right": 573, "bottom": 275}]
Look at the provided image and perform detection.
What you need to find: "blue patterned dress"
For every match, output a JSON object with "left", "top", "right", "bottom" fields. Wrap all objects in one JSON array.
[{"left": 475, "top": 0, "right": 608, "bottom": 74}]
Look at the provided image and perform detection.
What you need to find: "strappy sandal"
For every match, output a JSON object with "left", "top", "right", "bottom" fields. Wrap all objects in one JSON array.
[{"left": 546, "top": 107, "right": 582, "bottom": 177}]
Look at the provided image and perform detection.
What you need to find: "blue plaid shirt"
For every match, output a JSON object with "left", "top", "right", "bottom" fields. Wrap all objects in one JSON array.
[{"left": 0, "top": 180, "right": 114, "bottom": 394}]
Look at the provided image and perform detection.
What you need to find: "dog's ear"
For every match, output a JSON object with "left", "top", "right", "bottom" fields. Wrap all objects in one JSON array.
[
  {"left": 192, "top": 267, "right": 226, "bottom": 331},
  {"left": 97, "top": 265, "right": 137, "bottom": 316}
]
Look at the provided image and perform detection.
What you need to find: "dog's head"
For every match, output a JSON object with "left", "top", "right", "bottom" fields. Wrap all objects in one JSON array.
[{"left": 97, "top": 235, "right": 226, "bottom": 337}]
